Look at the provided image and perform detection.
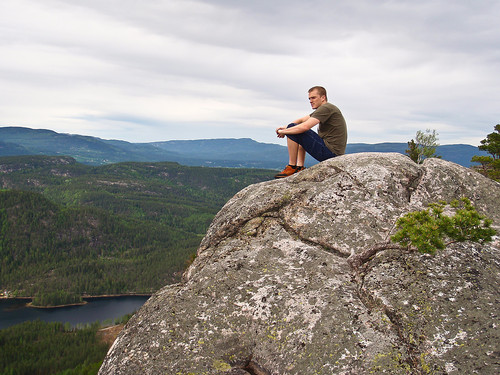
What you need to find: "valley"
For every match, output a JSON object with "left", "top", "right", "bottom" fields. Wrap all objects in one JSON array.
[{"left": 0, "top": 155, "right": 274, "bottom": 302}]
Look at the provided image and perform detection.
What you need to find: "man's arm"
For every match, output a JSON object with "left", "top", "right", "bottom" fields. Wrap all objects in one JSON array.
[
  {"left": 293, "top": 114, "right": 312, "bottom": 124},
  {"left": 276, "top": 116, "right": 320, "bottom": 138}
]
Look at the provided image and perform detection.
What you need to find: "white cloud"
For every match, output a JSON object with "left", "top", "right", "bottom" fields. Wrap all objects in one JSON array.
[{"left": 0, "top": 0, "right": 498, "bottom": 146}]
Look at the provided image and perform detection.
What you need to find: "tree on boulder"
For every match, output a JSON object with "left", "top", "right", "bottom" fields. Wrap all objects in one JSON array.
[
  {"left": 348, "top": 197, "right": 496, "bottom": 269},
  {"left": 406, "top": 129, "right": 440, "bottom": 164},
  {"left": 391, "top": 198, "right": 495, "bottom": 254},
  {"left": 471, "top": 124, "right": 500, "bottom": 181}
]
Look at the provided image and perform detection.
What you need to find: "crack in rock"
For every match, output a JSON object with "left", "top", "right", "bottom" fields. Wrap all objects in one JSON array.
[
  {"left": 404, "top": 167, "right": 424, "bottom": 202},
  {"left": 354, "top": 255, "right": 427, "bottom": 373}
]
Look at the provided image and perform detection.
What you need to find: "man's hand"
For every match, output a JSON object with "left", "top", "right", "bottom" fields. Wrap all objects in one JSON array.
[{"left": 275, "top": 126, "right": 286, "bottom": 138}]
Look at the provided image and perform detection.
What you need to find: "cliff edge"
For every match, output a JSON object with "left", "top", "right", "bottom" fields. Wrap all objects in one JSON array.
[{"left": 99, "top": 153, "right": 500, "bottom": 375}]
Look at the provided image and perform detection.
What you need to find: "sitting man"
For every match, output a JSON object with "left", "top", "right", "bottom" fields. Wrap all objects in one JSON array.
[{"left": 274, "top": 86, "right": 347, "bottom": 178}]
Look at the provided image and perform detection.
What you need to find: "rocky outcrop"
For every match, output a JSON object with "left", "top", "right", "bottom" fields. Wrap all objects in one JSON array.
[{"left": 99, "top": 153, "right": 500, "bottom": 375}]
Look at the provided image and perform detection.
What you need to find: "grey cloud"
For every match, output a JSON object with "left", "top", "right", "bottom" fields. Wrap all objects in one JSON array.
[{"left": 0, "top": 0, "right": 498, "bottom": 145}]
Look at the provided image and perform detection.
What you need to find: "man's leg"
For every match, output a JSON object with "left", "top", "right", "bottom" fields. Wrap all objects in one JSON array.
[
  {"left": 286, "top": 137, "right": 299, "bottom": 165},
  {"left": 286, "top": 137, "right": 305, "bottom": 167},
  {"left": 274, "top": 137, "right": 301, "bottom": 178},
  {"left": 297, "top": 145, "right": 306, "bottom": 167},
  {"left": 275, "top": 124, "right": 313, "bottom": 179},
  {"left": 275, "top": 132, "right": 304, "bottom": 178},
  {"left": 287, "top": 129, "right": 336, "bottom": 162},
  {"left": 286, "top": 123, "right": 306, "bottom": 167}
]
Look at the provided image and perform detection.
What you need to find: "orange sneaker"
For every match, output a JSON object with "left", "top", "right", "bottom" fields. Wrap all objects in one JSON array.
[{"left": 274, "top": 164, "right": 298, "bottom": 179}]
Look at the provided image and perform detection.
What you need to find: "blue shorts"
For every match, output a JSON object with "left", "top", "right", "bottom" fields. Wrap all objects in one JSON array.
[{"left": 286, "top": 123, "right": 336, "bottom": 162}]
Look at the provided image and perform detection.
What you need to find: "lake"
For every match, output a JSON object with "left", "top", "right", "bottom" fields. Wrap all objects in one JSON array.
[{"left": 0, "top": 296, "right": 150, "bottom": 330}]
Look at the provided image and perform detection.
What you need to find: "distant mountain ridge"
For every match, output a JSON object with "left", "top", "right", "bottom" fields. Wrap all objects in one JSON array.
[{"left": 0, "top": 126, "right": 486, "bottom": 168}]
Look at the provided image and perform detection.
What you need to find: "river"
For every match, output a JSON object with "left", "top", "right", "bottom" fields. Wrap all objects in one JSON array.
[{"left": 0, "top": 296, "right": 150, "bottom": 330}]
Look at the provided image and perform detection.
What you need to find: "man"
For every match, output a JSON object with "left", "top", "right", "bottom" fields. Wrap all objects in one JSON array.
[{"left": 274, "top": 86, "right": 347, "bottom": 178}]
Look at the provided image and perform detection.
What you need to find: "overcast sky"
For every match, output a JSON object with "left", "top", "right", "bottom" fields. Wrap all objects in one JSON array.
[{"left": 1, "top": 0, "right": 499, "bottom": 146}]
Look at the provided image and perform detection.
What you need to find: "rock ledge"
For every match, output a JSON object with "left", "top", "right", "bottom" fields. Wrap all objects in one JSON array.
[{"left": 99, "top": 153, "right": 500, "bottom": 375}]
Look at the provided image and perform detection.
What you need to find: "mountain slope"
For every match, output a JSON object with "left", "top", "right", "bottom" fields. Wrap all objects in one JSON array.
[
  {"left": 0, "top": 126, "right": 182, "bottom": 164},
  {"left": 0, "top": 155, "right": 274, "bottom": 297},
  {"left": 0, "top": 189, "right": 197, "bottom": 296}
]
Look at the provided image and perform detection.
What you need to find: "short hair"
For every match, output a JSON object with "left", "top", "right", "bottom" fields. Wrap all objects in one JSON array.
[{"left": 308, "top": 86, "right": 327, "bottom": 101}]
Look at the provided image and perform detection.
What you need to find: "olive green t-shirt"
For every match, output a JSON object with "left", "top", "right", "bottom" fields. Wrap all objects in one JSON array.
[{"left": 310, "top": 102, "right": 347, "bottom": 156}]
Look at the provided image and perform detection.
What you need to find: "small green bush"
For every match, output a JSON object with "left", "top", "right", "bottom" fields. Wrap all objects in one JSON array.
[{"left": 391, "top": 198, "right": 496, "bottom": 254}]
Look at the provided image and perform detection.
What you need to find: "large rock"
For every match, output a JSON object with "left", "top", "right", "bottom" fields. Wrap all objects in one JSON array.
[{"left": 99, "top": 153, "right": 500, "bottom": 375}]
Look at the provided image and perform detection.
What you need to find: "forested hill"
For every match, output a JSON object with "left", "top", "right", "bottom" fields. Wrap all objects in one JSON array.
[
  {"left": 0, "top": 126, "right": 487, "bottom": 168},
  {"left": 0, "top": 155, "right": 274, "bottom": 299}
]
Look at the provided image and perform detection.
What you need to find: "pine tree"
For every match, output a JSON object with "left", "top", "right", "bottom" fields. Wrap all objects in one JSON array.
[
  {"left": 471, "top": 124, "right": 500, "bottom": 181},
  {"left": 406, "top": 129, "right": 440, "bottom": 164}
]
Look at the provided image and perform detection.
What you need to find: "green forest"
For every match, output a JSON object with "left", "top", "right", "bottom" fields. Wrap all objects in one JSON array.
[
  {"left": 0, "top": 155, "right": 274, "bottom": 302},
  {"left": 0, "top": 318, "right": 136, "bottom": 375},
  {"left": 0, "top": 155, "right": 273, "bottom": 374}
]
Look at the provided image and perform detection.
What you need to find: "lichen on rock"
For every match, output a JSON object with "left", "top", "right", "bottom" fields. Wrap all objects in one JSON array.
[{"left": 99, "top": 153, "right": 500, "bottom": 375}]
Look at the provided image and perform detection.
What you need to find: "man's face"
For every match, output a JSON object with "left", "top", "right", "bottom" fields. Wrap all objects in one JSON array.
[{"left": 308, "top": 90, "right": 326, "bottom": 109}]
